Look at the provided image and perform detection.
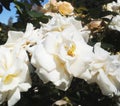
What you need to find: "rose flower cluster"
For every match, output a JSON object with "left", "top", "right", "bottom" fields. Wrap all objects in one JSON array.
[{"left": 0, "top": 0, "right": 120, "bottom": 106}]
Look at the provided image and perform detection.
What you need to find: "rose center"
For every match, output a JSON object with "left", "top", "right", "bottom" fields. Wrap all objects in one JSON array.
[{"left": 65, "top": 44, "right": 76, "bottom": 57}]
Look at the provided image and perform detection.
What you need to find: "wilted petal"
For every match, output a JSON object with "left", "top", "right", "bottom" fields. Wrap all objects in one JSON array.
[{"left": 0, "top": 92, "right": 7, "bottom": 105}]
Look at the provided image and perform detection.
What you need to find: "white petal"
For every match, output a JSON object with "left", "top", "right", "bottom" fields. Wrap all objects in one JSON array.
[
  {"left": 37, "top": 68, "right": 60, "bottom": 84},
  {"left": 36, "top": 54, "right": 72, "bottom": 91},
  {"left": 36, "top": 68, "right": 50, "bottom": 83},
  {"left": 18, "top": 83, "right": 31, "bottom": 92},
  {"left": 79, "top": 31, "right": 90, "bottom": 43},
  {"left": 80, "top": 69, "right": 92, "bottom": 81},
  {"left": 94, "top": 43, "right": 110, "bottom": 60},
  {"left": 68, "top": 42, "right": 93, "bottom": 77},
  {"left": 97, "top": 69, "right": 117, "bottom": 95},
  {"left": 0, "top": 46, "right": 12, "bottom": 69},
  {"left": 12, "top": 46, "right": 29, "bottom": 63},
  {"left": 62, "top": 26, "right": 84, "bottom": 42},
  {"left": 25, "top": 23, "right": 34, "bottom": 37},
  {"left": 31, "top": 44, "right": 56, "bottom": 71},
  {"left": 8, "top": 88, "right": 20, "bottom": 106},
  {"left": 68, "top": 58, "right": 85, "bottom": 76},
  {"left": 6, "top": 31, "right": 23, "bottom": 44},
  {"left": 70, "top": 17, "right": 82, "bottom": 30},
  {"left": 44, "top": 32, "right": 62, "bottom": 54}
]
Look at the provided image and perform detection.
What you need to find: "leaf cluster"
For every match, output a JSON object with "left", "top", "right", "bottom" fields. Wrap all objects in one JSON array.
[{"left": 13, "top": 0, "right": 51, "bottom": 29}]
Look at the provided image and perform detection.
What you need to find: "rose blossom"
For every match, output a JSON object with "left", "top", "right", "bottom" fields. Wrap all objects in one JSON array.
[
  {"left": 88, "top": 43, "right": 120, "bottom": 96},
  {"left": 0, "top": 46, "right": 31, "bottom": 106},
  {"left": 3, "top": 23, "right": 44, "bottom": 63},
  {"left": 41, "top": 13, "right": 90, "bottom": 42},
  {"left": 43, "top": 0, "right": 74, "bottom": 15},
  {"left": 5, "top": 23, "right": 43, "bottom": 51},
  {"left": 57, "top": 1, "right": 74, "bottom": 16},
  {"left": 29, "top": 21, "right": 93, "bottom": 90}
]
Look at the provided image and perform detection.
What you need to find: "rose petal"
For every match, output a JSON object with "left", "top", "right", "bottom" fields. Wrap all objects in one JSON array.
[{"left": 8, "top": 88, "right": 20, "bottom": 106}]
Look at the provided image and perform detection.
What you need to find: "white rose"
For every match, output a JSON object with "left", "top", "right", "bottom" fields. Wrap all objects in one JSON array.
[
  {"left": 4, "top": 23, "right": 43, "bottom": 63},
  {"left": 89, "top": 43, "right": 120, "bottom": 96},
  {"left": 30, "top": 33, "right": 72, "bottom": 90},
  {"left": 30, "top": 25, "right": 93, "bottom": 90},
  {"left": 0, "top": 46, "right": 31, "bottom": 106},
  {"left": 43, "top": 0, "right": 74, "bottom": 15},
  {"left": 5, "top": 23, "right": 43, "bottom": 50},
  {"left": 40, "top": 14, "right": 90, "bottom": 42},
  {"left": 57, "top": 1, "right": 74, "bottom": 16},
  {"left": 105, "top": 54, "right": 120, "bottom": 95}
]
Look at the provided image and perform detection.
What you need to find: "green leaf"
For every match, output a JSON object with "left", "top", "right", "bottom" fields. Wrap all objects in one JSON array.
[
  {"left": 101, "top": 42, "right": 114, "bottom": 51},
  {"left": 27, "top": 11, "right": 44, "bottom": 18},
  {"left": 14, "top": 1, "right": 25, "bottom": 14}
]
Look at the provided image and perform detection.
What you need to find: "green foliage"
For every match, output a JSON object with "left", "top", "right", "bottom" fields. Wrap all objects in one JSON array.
[
  {"left": 58, "top": 0, "right": 116, "bottom": 23},
  {"left": 14, "top": 75, "right": 118, "bottom": 106},
  {"left": 0, "top": 23, "right": 17, "bottom": 45},
  {"left": 0, "top": 24, "right": 8, "bottom": 44},
  {"left": 12, "top": 0, "right": 51, "bottom": 29},
  {"left": 28, "top": 11, "right": 44, "bottom": 18}
]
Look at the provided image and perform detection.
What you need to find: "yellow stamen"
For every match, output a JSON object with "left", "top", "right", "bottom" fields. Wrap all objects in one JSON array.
[
  {"left": 4, "top": 74, "right": 18, "bottom": 84},
  {"left": 67, "top": 44, "right": 76, "bottom": 57}
]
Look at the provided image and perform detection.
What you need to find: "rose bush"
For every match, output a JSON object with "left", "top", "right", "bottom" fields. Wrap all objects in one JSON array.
[{"left": 0, "top": 0, "right": 120, "bottom": 105}]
